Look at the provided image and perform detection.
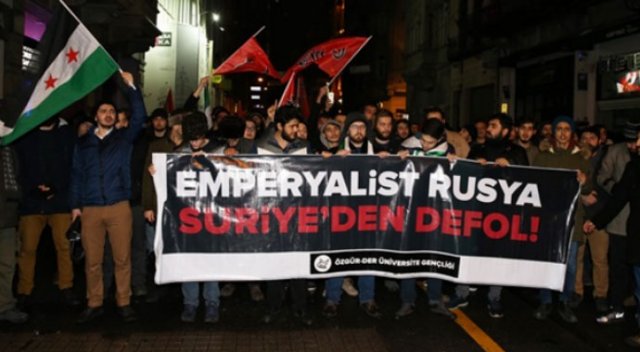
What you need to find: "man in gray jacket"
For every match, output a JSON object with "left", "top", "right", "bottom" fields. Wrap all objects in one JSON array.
[
  {"left": 596, "top": 121, "right": 640, "bottom": 324},
  {"left": 0, "top": 145, "right": 28, "bottom": 323}
]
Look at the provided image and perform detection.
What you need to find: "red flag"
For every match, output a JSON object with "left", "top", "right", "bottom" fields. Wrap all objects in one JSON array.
[
  {"left": 164, "top": 88, "right": 174, "bottom": 113},
  {"left": 278, "top": 71, "right": 296, "bottom": 108},
  {"left": 281, "top": 36, "right": 371, "bottom": 83},
  {"left": 213, "top": 37, "right": 279, "bottom": 79}
]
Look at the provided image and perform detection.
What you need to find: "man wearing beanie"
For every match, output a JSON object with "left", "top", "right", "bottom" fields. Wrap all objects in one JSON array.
[
  {"left": 532, "top": 115, "right": 592, "bottom": 324},
  {"left": 323, "top": 111, "right": 381, "bottom": 320},
  {"left": 317, "top": 120, "right": 342, "bottom": 155},
  {"left": 594, "top": 120, "right": 640, "bottom": 324},
  {"left": 339, "top": 112, "right": 374, "bottom": 154}
]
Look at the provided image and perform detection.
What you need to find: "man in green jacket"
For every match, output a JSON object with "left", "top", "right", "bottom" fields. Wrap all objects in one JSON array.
[{"left": 532, "top": 115, "right": 592, "bottom": 323}]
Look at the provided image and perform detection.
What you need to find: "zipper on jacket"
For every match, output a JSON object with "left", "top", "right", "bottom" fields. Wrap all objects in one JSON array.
[{"left": 99, "top": 141, "right": 106, "bottom": 204}]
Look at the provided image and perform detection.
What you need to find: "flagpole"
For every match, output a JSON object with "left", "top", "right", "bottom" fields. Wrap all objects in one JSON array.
[
  {"left": 213, "top": 26, "right": 266, "bottom": 74},
  {"left": 57, "top": 0, "right": 136, "bottom": 89},
  {"left": 278, "top": 72, "right": 296, "bottom": 108},
  {"left": 327, "top": 36, "right": 372, "bottom": 86},
  {"left": 252, "top": 26, "right": 266, "bottom": 38}
]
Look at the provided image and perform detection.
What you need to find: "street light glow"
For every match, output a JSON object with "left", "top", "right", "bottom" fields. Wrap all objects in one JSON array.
[{"left": 212, "top": 13, "right": 220, "bottom": 22}]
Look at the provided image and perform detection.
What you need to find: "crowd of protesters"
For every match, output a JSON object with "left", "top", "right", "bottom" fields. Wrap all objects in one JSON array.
[{"left": 1, "top": 73, "right": 640, "bottom": 346}]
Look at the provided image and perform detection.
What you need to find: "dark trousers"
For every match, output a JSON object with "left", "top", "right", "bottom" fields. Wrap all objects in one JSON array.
[
  {"left": 609, "top": 233, "right": 631, "bottom": 311},
  {"left": 266, "top": 279, "right": 307, "bottom": 313}
]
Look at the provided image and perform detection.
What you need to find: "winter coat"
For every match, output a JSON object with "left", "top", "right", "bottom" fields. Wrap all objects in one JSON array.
[
  {"left": 70, "top": 86, "right": 146, "bottom": 208},
  {"left": 592, "top": 158, "right": 640, "bottom": 264},
  {"left": 468, "top": 140, "right": 529, "bottom": 166},
  {"left": 533, "top": 141, "right": 592, "bottom": 243},
  {"left": 14, "top": 123, "right": 73, "bottom": 215},
  {"left": 596, "top": 142, "right": 632, "bottom": 236}
]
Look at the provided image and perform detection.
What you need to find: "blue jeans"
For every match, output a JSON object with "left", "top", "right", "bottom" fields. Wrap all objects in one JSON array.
[
  {"left": 182, "top": 281, "right": 220, "bottom": 307},
  {"left": 540, "top": 240, "right": 579, "bottom": 304},
  {"left": 326, "top": 276, "right": 375, "bottom": 304},
  {"left": 455, "top": 284, "right": 502, "bottom": 302},
  {"left": 400, "top": 278, "right": 443, "bottom": 305}
]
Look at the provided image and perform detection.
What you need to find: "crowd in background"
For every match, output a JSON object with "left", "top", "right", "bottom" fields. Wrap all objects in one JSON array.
[{"left": 1, "top": 73, "right": 640, "bottom": 346}]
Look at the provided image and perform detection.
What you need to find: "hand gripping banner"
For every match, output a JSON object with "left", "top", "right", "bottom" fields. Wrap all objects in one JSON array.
[{"left": 152, "top": 153, "right": 580, "bottom": 290}]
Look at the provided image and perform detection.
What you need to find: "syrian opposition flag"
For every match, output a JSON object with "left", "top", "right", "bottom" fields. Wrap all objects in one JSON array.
[
  {"left": 1, "top": 1, "right": 118, "bottom": 145},
  {"left": 280, "top": 36, "right": 371, "bottom": 84},
  {"left": 213, "top": 27, "right": 279, "bottom": 79}
]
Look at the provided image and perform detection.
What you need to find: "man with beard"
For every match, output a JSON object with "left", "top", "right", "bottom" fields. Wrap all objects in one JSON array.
[
  {"left": 257, "top": 106, "right": 311, "bottom": 326},
  {"left": 515, "top": 118, "right": 539, "bottom": 165},
  {"left": 448, "top": 113, "right": 528, "bottom": 318},
  {"left": 338, "top": 112, "right": 374, "bottom": 154},
  {"left": 371, "top": 109, "right": 400, "bottom": 154},
  {"left": 323, "top": 112, "right": 380, "bottom": 319},
  {"left": 594, "top": 121, "right": 640, "bottom": 324},
  {"left": 575, "top": 126, "right": 609, "bottom": 313},
  {"left": 71, "top": 72, "right": 143, "bottom": 324}
]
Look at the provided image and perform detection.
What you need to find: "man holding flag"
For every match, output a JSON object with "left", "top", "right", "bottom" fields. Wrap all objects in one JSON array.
[{"left": 71, "top": 71, "right": 145, "bottom": 324}]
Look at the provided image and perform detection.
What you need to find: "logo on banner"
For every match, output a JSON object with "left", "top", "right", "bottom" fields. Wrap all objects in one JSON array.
[
  {"left": 332, "top": 48, "right": 346, "bottom": 60},
  {"left": 314, "top": 255, "right": 332, "bottom": 273}
]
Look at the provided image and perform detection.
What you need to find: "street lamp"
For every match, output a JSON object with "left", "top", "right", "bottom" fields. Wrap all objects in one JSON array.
[{"left": 212, "top": 13, "right": 220, "bottom": 22}]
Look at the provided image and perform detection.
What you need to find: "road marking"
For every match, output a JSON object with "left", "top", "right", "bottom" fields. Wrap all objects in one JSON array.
[{"left": 453, "top": 310, "right": 506, "bottom": 352}]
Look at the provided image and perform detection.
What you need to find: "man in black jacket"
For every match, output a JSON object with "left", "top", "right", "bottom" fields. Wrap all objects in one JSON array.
[
  {"left": 14, "top": 117, "right": 79, "bottom": 308},
  {"left": 449, "top": 113, "right": 528, "bottom": 319}
]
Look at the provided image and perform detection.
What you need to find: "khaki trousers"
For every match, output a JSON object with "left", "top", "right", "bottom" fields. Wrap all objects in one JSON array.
[
  {"left": 17, "top": 214, "right": 73, "bottom": 295},
  {"left": 575, "top": 229, "right": 609, "bottom": 299},
  {"left": 81, "top": 201, "right": 132, "bottom": 308}
]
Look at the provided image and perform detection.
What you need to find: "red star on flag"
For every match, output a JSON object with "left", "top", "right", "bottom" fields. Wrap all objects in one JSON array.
[
  {"left": 44, "top": 74, "right": 58, "bottom": 90},
  {"left": 66, "top": 47, "right": 79, "bottom": 63}
]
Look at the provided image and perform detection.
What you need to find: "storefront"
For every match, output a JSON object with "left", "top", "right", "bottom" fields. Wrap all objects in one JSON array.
[{"left": 596, "top": 32, "right": 640, "bottom": 132}]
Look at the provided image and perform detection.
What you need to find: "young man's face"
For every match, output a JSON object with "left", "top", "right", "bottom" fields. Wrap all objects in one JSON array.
[
  {"left": 420, "top": 134, "right": 438, "bottom": 151},
  {"left": 244, "top": 121, "right": 257, "bottom": 140},
  {"left": 518, "top": 122, "right": 535, "bottom": 143},
  {"left": 554, "top": 122, "right": 573, "bottom": 146},
  {"left": 95, "top": 104, "right": 117, "bottom": 129},
  {"left": 152, "top": 117, "right": 167, "bottom": 132},
  {"left": 335, "top": 114, "right": 347, "bottom": 126},
  {"left": 363, "top": 105, "right": 377, "bottom": 121},
  {"left": 279, "top": 119, "right": 300, "bottom": 142},
  {"left": 115, "top": 112, "right": 129, "bottom": 129},
  {"left": 580, "top": 132, "right": 599, "bottom": 151},
  {"left": 297, "top": 123, "right": 308, "bottom": 141},
  {"left": 375, "top": 116, "right": 393, "bottom": 140},
  {"left": 348, "top": 121, "right": 367, "bottom": 144},
  {"left": 323, "top": 124, "right": 341, "bottom": 144},
  {"left": 189, "top": 136, "right": 207, "bottom": 150},
  {"left": 486, "top": 119, "right": 508, "bottom": 141},
  {"left": 396, "top": 123, "right": 410, "bottom": 139}
]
